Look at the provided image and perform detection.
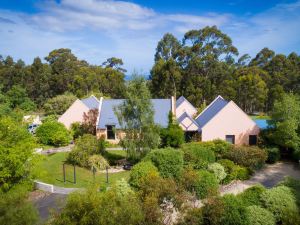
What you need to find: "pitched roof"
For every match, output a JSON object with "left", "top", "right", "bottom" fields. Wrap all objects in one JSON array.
[
  {"left": 177, "top": 112, "right": 199, "bottom": 131},
  {"left": 81, "top": 96, "right": 99, "bottom": 109},
  {"left": 97, "top": 99, "right": 171, "bottom": 129},
  {"left": 195, "top": 95, "right": 228, "bottom": 130},
  {"left": 176, "top": 96, "right": 196, "bottom": 109}
]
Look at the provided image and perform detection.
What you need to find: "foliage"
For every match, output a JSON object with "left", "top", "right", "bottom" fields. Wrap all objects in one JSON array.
[
  {"left": 245, "top": 206, "right": 275, "bottom": 225},
  {"left": 6, "top": 85, "right": 36, "bottom": 112},
  {"left": 194, "top": 170, "right": 219, "bottom": 199},
  {"left": 265, "top": 147, "right": 280, "bottom": 163},
  {"left": 219, "top": 194, "right": 248, "bottom": 225},
  {"left": 182, "top": 142, "right": 216, "bottom": 169},
  {"left": 36, "top": 120, "right": 70, "bottom": 147},
  {"left": 0, "top": 117, "right": 37, "bottom": 190},
  {"left": 88, "top": 154, "right": 109, "bottom": 171},
  {"left": 160, "top": 112, "right": 185, "bottom": 148},
  {"left": 237, "top": 185, "right": 266, "bottom": 207},
  {"left": 176, "top": 208, "right": 203, "bottom": 225},
  {"left": 50, "top": 187, "right": 144, "bottom": 225},
  {"left": 208, "top": 163, "right": 227, "bottom": 183},
  {"left": 70, "top": 122, "right": 85, "bottom": 139},
  {"left": 209, "top": 139, "right": 232, "bottom": 159},
  {"left": 260, "top": 186, "right": 300, "bottom": 224},
  {"left": 226, "top": 146, "right": 267, "bottom": 169},
  {"left": 279, "top": 177, "right": 300, "bottom": 209},
  {"left": 218, "top": 159, "right": 251, "bottom": 184},
  {"left": 114, "top": 75, "right": 160, "bottom": 161},
  {"left": 43, "top": 93, "right": 77, "bottom": 115},
  {"left": 67, "top": 134, "right": 106, "bottom": 168},
  {"left": 81, "top": 108, "right": 99, "bottom": 135},
  {"left": 143, "top": 148, "right": 184, "bottom": 179},
  {"left": 269, "top": 93, "right": 300, "bottom": 157},
  {"left": 180, "top": 167, "right": 199, "bottom": 194},
  {"left": 0, "top": 184, "right": 38, "bottom": 225},
  {"left": 129, "top": 161, "right": 159, "bottom": 189}
]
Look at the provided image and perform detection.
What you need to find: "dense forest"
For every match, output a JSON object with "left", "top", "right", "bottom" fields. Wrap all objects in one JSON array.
[{"left": 0, "top": 26, "right": 299, "bottom": 114}]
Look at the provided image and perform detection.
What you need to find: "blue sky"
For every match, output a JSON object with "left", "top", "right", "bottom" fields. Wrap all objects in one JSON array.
[{"left": 0, "top": 0, "right": 300, "bottom": 74}]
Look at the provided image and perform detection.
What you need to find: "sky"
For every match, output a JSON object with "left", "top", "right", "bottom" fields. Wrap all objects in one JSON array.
[{"left": 0, "top": 0, "right": 300, "bottom": 74}]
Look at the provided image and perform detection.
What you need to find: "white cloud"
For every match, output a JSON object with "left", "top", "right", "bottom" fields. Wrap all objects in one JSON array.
[{"left": 0, "top": 0, "right": 300, "bottom": 73}]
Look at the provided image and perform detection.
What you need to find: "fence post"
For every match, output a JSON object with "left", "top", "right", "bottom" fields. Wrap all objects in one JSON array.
[
  {"left": 63, "top": 163, "right": 66, "bottom": 183},
  {"left": 73, "top": 164, "right": 76, "bottom": 184}
]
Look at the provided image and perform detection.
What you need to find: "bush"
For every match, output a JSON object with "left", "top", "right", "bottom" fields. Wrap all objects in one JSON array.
[
  {"left": 36, "top": 121, "right": 70, "bottom": 146},
  {"left": 182, "top": 142, "right": 215, "bottom": 169},
  {"left": 208, "top": 163, "right": 227, "bottom": 183},
  {"left": 67, "top": 134, "right": 105, "bottom": 168},
  {"left": 266, "top": 147, "right": 280, "bottom": 163},
  {"left": 177, "top": 208, "right": 203, "bottom": 225},
  {"left": 279, "top": 177, "right": 300, "bottom": 209},
  {"left": 129, "top": 161, "right": 159, "bottom": 189},
  {"left": 194, "top": 170, "right": 219, "bottom": 199},
  {"left": 220, "top": 194, "right": 248, "bottom": 225},
  {"left": 180, "top": 167, "right": 199, "bottom": 194},
  {"left": 210, "top": 139, "right": 232, "bottom": 159},
  {"left": 218, "top": 159, "right": 250, "bottom": 184},
  {"left": 160, "top": 124, "right": 185, "bottom": 148},
  {"left": 226, "top": 146, "right": 267, "bottom": 169},
  {"left": 238, "top": 185, "right": 266, "bottom": 207},
  {"left": 143, "top": 148, "right": 183, "bottom": 179},
  {"left": 260, "top": 186, "right": 300, "bottom": 224},
  {"left": 88, "top": 154, "right": 109, "bottom": 171},
  {"left": 245, "top": 206, "right": 275, "bottom": 225}
]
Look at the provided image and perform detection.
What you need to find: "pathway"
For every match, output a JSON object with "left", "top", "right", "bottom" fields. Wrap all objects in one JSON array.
[
  {"left": 40, "top": 144, "right": 74, "bottom": 155},
  {"left": 220, "top": 161, "right": 300, "bottom": 195}
]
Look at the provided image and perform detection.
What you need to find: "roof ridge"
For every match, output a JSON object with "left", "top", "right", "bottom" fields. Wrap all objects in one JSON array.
[{"left": 195, "top": 95, "right": 226, "bottom": 120}]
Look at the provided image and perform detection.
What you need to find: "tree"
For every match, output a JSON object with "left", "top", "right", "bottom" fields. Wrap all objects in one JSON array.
[
  {"left": 35, "top": 121, "right": 71, "bottom": 147},
  {"left": 0, "top": 117, "right": 37, "bottom": 190},
  {"left": 114, "top": 75, "right": 160, "bottom": 161},
  {"left": 250, "top": 48, "right": 275, "bottom": 67},
  {"left": 82, "top": 108, "right": 99, "bottom": 135},
  {"left": 102, "top": 57, "right": 127, "bottom": 73},
  {"left": 269, "top": 93, "right": 300, "bottom": 154},
  {"left": 43, "top": 93, "right": 76, "bottom": 115},
  {"left": 6, "top": 85, "right": 36, "bottom": 111},
  {"left": 154, "top": 33, "right": 181, "bottom": 62}
]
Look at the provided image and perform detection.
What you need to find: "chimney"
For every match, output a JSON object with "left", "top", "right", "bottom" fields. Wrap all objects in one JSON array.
[{"left": 171, "top": 96, "right": 176, "bottom": 117}]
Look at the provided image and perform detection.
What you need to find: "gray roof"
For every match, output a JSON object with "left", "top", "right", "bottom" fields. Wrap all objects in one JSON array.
[
  {"left": 177, "top": 111, "right": 199, "bottom": 131},
  {"left": 195, "top": 96, "right": 228, "bottom": 130},
  {"left": 81, "top": 96, "right": 99, "bottom": 109},
  {"left": 97, "top": 99, "right": 171, "bottom": 129},
  {"left": 176, "top": 96, "right": 196, "bottom": 111}
]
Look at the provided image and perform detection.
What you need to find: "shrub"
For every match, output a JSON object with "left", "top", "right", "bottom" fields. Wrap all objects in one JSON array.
[
  {"left": 194, "top": 170, "right": 219, "bottom": 199},
  {"left": 226, "top": 146, "right": 267, "bottom": 169},
  {"left": 245, "top": 206, "right": 275, "bottom": 225},
  {"left": 180, "top": 167, "right": 199, "bottom": 194},
  {"left": 238, "top": 185, "right": 266, "bottom": 206},
  {"left": 143, "top": 148, "right": 183, "bottom": 179},
  {"left": 35, "top": 121, "right": 70, "bottom": 146},
  {"left": 220, "top": 194, "right": 248, "bottom": 225},
  {"left": 208, "top": 163, "right": 227, "bottom": 183},
  {"left": 67, "top": 134, "right": 105, "bottom": 167},
  {"left": 129, "top": 161, "right": 159, "bottom": 189},
  {"left": 260, "top": 186, "right": 300, "bottom": 224},
  {"left": 210, "top": 139, "right": 232, "bottom": 159},
  {"left": 88, "top": 155, "right": 109, "bottom": 171},
  {"left": 182, "top": 142, "right": 215, "bottom": 169},
  {"left": 177, "top": 208, "right": 203, "bottom": 225},
  {"left": 160, "top": 124, "right": 185, "bottom": 148},
  {"left": 279, "top": 177, "right": 300, "bottom": 208},
  {"left": 218, "top": 159, "right": 250, "bottom": 184},
  {"left": 266, "top": 147, "right": 280, "bottom": 163}
]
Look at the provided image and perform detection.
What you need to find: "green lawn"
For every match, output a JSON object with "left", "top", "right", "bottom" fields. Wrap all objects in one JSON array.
[
  {"left": 36, "top": 151, "right": 130, "bottom": 188},
  {"left": 250, "top": 115, "right": 271, "bottom": 120}
]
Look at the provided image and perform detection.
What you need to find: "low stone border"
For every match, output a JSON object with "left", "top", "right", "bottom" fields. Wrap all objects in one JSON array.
[{"left": 34, "top": 180, "right": 82, "bottom": 194}]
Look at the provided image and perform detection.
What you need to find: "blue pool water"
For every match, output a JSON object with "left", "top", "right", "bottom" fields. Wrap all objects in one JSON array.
[{"left": 254, "top": 119, "right": 269, "bottom": 129}]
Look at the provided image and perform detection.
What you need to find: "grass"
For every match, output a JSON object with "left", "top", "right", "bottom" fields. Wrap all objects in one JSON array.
[
  {"left": 250, "top": 115, "right": 271, "bottom": 120},
  {"left": 36, "top": 151, "right": 130, "bottom": 188}
]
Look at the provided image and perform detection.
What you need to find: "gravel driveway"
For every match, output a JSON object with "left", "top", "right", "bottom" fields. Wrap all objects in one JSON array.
[{"left": 221, "top": 161, "right": 300, "bottom": 195}]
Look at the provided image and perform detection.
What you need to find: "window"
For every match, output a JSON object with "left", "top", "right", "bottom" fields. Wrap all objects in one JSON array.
[
  {"left": 226, "top": 135, "right": 235, "bottom": 144},
  {"left": 106, "top": 125, "right": 115, "bottom": 140},
  {"left": 249, "top": 135, "right": 257, "bottom": 145}
]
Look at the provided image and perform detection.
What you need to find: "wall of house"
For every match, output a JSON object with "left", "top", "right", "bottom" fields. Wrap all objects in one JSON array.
[
  {"left": 176, "top": 100, "right": 198, "bottom": 118},
  {"left": 179, "top": 116, "right": 199, "bottom": 131},
  {"left": 201, "top": 101, "right": 260, "bottom": 145},
  {"left": 96, "top": 128, "right": 126, "bottom": 144},
  {"left": 58, "top": 99, "right": 89, "bottom": 129}
]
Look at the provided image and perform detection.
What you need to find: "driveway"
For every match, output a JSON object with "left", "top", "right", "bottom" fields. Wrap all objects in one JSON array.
[{"left": 220, "top": 161, "right": 300, "bottom": 195}]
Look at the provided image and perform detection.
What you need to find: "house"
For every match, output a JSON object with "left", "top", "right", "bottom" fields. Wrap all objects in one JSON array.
[
  {"left": 176, "top": 96, "right": 200, "bottom": 139},
  {"left": 58, "top": 95, "right": 99, "bottom": 129},
  {"left": 194, "top": 95, "right": 260, "bottom": 145},
  {"left": 96, "top": 97, "right": 175, "bottom": 143}
]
